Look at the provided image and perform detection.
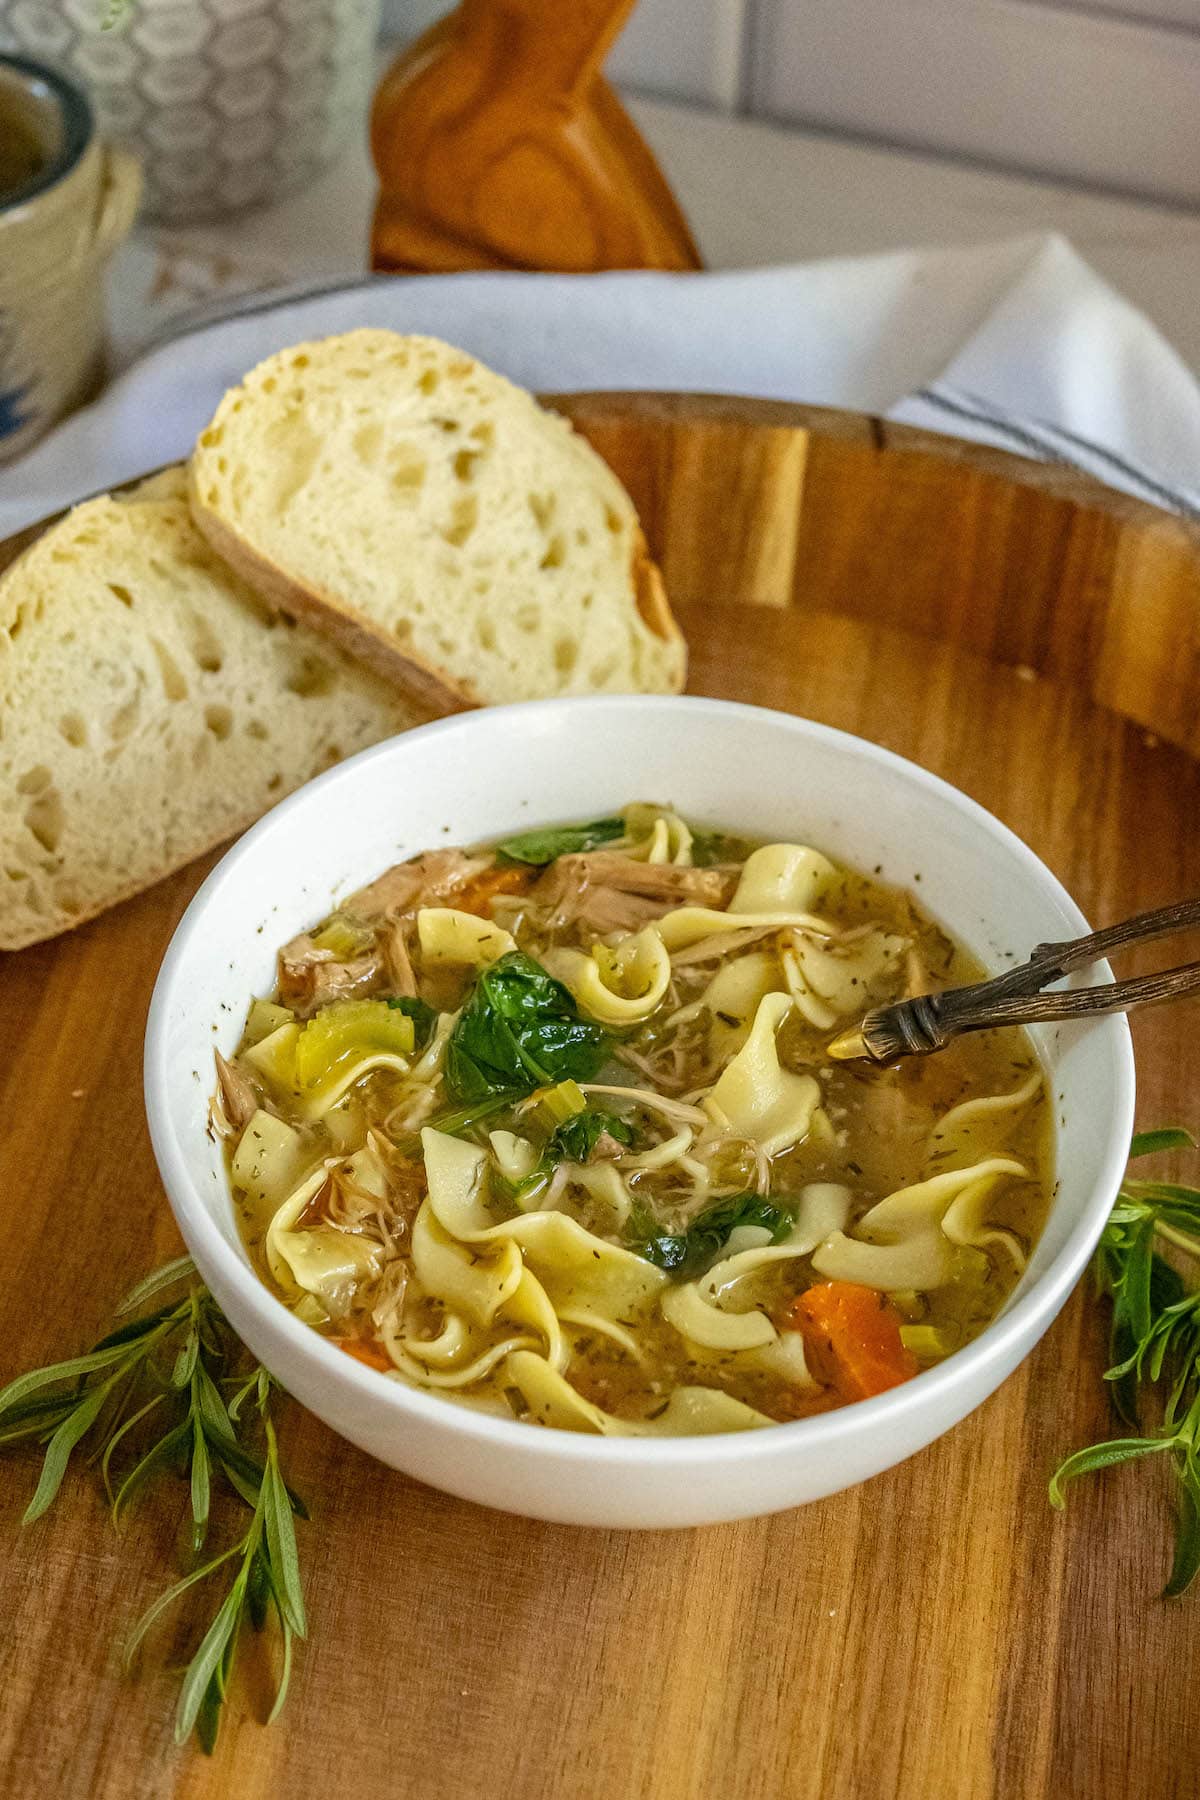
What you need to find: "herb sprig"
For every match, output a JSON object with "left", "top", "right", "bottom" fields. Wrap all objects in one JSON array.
[
  {"left": 0, "top": 1257, "right": 306, "bottom": 1750},
  {"left": 1051, "top": 1127, "right": 1200, "bottom": 1595}
]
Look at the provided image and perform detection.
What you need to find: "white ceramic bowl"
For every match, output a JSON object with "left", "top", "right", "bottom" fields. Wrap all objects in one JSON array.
[{"left": 144, "top": 697, "right": 1134, "bottom": 1529}]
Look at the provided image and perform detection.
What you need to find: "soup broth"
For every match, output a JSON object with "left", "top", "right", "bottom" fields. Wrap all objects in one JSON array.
[{"left": 217, "top": 805, "right": 1052, "bottom": 1434}]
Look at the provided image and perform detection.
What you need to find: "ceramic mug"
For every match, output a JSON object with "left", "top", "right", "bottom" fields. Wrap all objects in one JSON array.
[{"left": 0, "top": 53, "right": 141, "bottom": 464}]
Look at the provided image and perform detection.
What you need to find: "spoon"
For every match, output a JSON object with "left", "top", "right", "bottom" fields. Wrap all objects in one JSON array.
[{"left": 827, "top": 896, "right": 1200, "bottom": 1065}]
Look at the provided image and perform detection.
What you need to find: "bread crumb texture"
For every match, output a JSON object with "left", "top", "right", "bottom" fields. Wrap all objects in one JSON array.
[
  {"left": 0, "top": 468, "right": 416, "bottom": 948},
  {"left": 189, "top": 330, "right": 685, "bottom": 706}
]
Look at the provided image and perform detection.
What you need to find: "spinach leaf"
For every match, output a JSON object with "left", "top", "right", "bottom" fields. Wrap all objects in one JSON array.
[
  {"left": 547, "top": 1108, "right": 634, "bottom": 1165},
  {"left": 386, "top": 995, "right": 438, "bottom": 1049},
  {"left": 495, "top": 817, "right": 625, "bottom": 867},
  {"left": 630, "top": 1193, "right": 795, "bottom": 1278},
  {"left": 444, "top": 952, "right": 610, "bottom": 1104}
]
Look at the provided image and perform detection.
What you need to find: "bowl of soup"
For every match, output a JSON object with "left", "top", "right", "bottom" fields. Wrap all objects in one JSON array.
[{"left": 144, "top": 696, "right": 1134, "bottom": 1527}]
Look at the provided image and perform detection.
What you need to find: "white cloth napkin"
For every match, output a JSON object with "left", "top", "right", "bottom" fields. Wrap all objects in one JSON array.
[{"left": 3, "top": 231, "right": 1198, "bottom": 537}]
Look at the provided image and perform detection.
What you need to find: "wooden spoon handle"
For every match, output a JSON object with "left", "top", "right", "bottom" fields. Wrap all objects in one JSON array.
[
  {"left": 832, "top": 895, "right": 1200, "bottom": 1063},
  {"left": 459, "top": 0, "right": 639, "bottom": 95}
]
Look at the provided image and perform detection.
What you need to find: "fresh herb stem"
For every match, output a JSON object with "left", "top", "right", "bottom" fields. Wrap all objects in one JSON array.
[
  {"left": 1150, "top": 1219, "right": 1200, "bottom": 1259},
  {"left": 1050, "top": 1127, "right": 1200, "bottom": 1595},
  {"left": 0, "top": 1260, "right": 306, "bottom": 1750}
]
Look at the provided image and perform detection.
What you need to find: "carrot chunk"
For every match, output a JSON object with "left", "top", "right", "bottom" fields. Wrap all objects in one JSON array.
[
  {"left": 784, "top": 1281, "right": 918, "bottom": 1403},
  {"left": 454, "top": 863, "right": 536, "bottom": 916},
  {"left": 336, "top": 1337, "right": 393, "bottom": 1373}
]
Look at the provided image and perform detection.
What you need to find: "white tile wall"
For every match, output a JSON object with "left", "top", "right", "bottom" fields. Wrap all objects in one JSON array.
[
  {"left": 378, "top": 0, "right": 747, "bottom": 108},
  {"left": 609, "top": 0, "right": 745, "bottom": 108},
  {"left": 1047, "top": 0, "right": 1200, "bottom": 23},
  {"left": 380, "top": 0, "right": 450, "bottom": 38},
  {"left": 750, "top": 0, "right": 1200, "bottom": 206},
  {"left": 378, "top": 0, "right": 1200, "bottom": 206}
]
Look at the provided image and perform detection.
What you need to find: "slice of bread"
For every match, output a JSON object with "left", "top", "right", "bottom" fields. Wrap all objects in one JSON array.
[
  {"left": 188, "top": 330, "right": 685, "bottom": 712},
  {"left": 0, "top": 469, "right": 419, "bottom": 950}
]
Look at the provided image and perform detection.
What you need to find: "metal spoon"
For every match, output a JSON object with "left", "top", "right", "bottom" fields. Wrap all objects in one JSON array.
[{"left": 827, "top": 896, "right": 1200, "bottom": 1065}]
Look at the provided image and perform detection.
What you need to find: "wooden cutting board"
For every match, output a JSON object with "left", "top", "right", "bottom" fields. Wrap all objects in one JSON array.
[{"left": 1, "top": 395, "right": 1198, "bottom": 1800}]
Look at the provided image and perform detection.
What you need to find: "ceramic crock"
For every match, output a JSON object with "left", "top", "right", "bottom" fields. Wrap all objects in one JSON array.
[
  {"left": 0, "top": 0, "right": 381, "bottom": 224},
  {"left": 0, "top": 52, "right": 140, "bottom": 463}
]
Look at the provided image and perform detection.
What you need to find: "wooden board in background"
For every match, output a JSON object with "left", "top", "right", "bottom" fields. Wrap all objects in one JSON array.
[{"left": 0, "top": 397, "right": 1197, "bottom": 1800}]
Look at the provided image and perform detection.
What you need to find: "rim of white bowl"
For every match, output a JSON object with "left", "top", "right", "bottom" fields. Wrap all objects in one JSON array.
[{"left": 145, "top": 695, "right": 1136, "bottom": 1467}]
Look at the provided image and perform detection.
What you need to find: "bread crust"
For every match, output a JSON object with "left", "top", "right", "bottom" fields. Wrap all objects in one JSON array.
[
  {"left": 188, "top": 331, "right": 687, "bottom": 708},
  {"left": 189, "top": 490, "right": 475, "bottom": 716},
  {"left": 0, "top": 475, "right": 417, "bottom": 950},
  {"left": 193, "top": 485, "right": 686, "bottom": 707},
  {"left": 630, "top": 532, "right": 685, "bottom": 672}
]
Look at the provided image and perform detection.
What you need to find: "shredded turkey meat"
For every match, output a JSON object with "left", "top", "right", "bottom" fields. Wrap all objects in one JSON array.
[
  {"left": 278, "top": 850, "right": 491, "bottom": 1013},
  {"left": 343, "top": 849, "right": 492, "bottom": 923},
  {"left": 383, "top": 918, "right": 417, "bottom": 997},
  {"left": 276, "top": 938, "right": 384, "bottom": 1016},
  {"left": 591, "top": 1130, "right": 627, "bottom": 1161},
  {"left": 530, "top": 853, "right": 738, "bottom": 937},
  {"left": 213, "top": 1050, "right": 260, "bottom": 1136}
]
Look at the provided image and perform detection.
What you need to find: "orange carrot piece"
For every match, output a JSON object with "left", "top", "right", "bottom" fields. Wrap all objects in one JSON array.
[
  {"left": 454, "top": 862, "right": 536, "bottom": 916},
  {"left": 785, "top": 1281, "right": 918, "bottom": 1403},
  {"left": 336, "top": 1337, "right": 393, "bottom": 1373}
]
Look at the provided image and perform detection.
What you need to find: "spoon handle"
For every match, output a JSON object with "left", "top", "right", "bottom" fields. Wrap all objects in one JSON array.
[
  {"left": 831, "top": 896, "right": 1200, "bottom": 1063},
  {"left": 1029, "top": 895, "right": 1200, "bottom": 978}
]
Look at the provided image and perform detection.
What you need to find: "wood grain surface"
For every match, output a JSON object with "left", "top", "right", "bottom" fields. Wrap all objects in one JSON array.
[
  {"left": 1, "top": 398, "right": 1198, "bottom": 1800},
  {"left": 370, "top": 0, "right": 702, "bottom": 274}
]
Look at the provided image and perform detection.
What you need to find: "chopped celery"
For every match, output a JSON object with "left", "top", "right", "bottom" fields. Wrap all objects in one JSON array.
[
  {"left": 531, "top": 1079, "right": 587, "bottom": 1131},
  {"left": 311, "top": 915, "right": 375, "bottom": 959},
  {"left": 293, "top": 1000, "right": 414, "bottom": 1090},
  {"left": 899, "top": 1323, "right": 960, "bottom": 1360},
  {"left": 242, "top": 998, "right": 296, "bottom": 1048}
]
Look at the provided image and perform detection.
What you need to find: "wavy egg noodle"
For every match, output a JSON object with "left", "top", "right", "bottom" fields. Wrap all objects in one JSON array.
[
  {"left": 391, "top": 1130, "right": 669, "bottom": 1400},
  {"left": 659, "top": 1210, "right": 849, "bottom": 1362},
  {"left": 504, "top": 1350, "right": 772, "bottom": 1435},
  {"left": 692, "top": 949, "right": 785, "bottom": 1061},
  {"left": 702, "top": 992, "right": 823, "bottom": 1156},
  {"left": 620, "top": 806, "right": 694, "bottom": 866},
  {"left": 929, "top": 1069, "right": 1044, "bottom": 1168},
  {"left": 231, "top": 1108, "right": 314, "bottom": 1221},
  {"left": 813, "top": 1157, "right": 1028, "bottom": 1291},
  {"left": 388, "top": 1334, "right": 543, "bottom": 1391},
  {"left": 782, "top": 924, "right": 908, "bottom": 1029},
  {"left": 730, "top": 844, "right": 837, "bottom": 915},
  {"left": 941, "top": 1176, "right": 1029, "bottom": 1273},
  {"left": 553, "top": 1159, "right": 633, "bottom": 1228},
  {"left": 266, "top": 1169, "right": 384, "bottom": 1320},
  {"left": 544, "top": 926, "right": 672, "bottom": 1024},
  {"left": 417, "top": 907, "right": 517, "bottom": 967}
]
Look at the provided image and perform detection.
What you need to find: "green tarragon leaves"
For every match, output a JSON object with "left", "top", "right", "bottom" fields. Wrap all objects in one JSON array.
[
  {"left": 1050, "top": 1126, "right": 1200, "bottom": 1596},
  {"left": 0, "top": 1259, "right": 306, "bottom": 1750},
  {"left": 444, "top": 951, "right": 611, "bottom": 1106}
]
